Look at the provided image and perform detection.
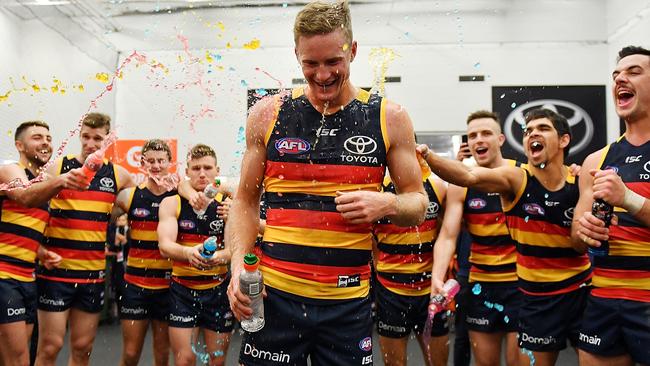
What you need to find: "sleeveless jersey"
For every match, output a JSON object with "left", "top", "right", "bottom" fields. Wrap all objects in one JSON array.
[
  {"left": 173, "top": 195, "right": 228, "bottom": 290},
  {"left": 0, "top": 166, "right": 49, "bottom": 282},
  {"left": 261, "top": 88, "right": 388, "bottom": 303},
  {"left": 464, "top": 160, "right": 520, "bottom": 284},
  {"left": 592, "top": 136, "right": 650, "bottom": 302},
  {"left": 39, "top": 155, "right": 118, "bottom": 283},
  {"left": 124, "top": 185, "right": 176, "bottom": 290},
  {"left": 504, "top": 169, "right": 591, "bottom": 295},
  {"left": 374, "top": 174, "right": 442, "bottom": 296}
]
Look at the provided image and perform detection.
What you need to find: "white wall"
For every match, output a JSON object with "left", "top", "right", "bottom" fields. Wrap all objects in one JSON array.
[{"left": 0, "top": 9, "right": 115, "bottom": 162}]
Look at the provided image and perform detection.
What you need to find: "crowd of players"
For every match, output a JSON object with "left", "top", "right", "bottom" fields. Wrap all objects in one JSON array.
[{"left": 0, "top": 1, "right": 649, "bottom": 366}]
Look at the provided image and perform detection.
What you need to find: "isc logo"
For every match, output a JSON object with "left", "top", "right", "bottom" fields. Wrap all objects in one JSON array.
[{"left": 275, "top": 138, "right": 310, "bottom": 154}]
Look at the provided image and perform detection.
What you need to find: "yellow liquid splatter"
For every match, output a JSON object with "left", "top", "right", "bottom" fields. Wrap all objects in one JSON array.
[
  {"left": 243, "top": 39, "right": 261, "bottom": 50},
  {"left": 368, "top": 47, "right": 399, "bottom": 97},
  {"left": 0, "top": 91, "right": 10, "bottom": 102},
  {"left": 95, "top": 73, "right": 110, "bottom": 83},
  {"left": 226, "top": 42, "right": 232, "bottom": 49},
  {"left": 205, "top": 51, "right": 214, "bottom": 63},
  {"left": 342, "top": 43, "right": 349, "bottom": 51}
]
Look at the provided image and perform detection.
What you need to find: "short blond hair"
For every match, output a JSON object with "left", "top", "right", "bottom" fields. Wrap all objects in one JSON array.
[{"left": 294, "top": 1, "right": 353, "bottom": 45}]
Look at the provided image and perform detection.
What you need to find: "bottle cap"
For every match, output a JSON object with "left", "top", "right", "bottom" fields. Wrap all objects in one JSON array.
[
  {"left": 214, "top": 177, "right": 221, "bottom": 186},
  {"left": 203, "top": 237, "right": 217, "bottom": 251},
  {"left": 243, "top": 253, "right": 259, "bottom": 271}
]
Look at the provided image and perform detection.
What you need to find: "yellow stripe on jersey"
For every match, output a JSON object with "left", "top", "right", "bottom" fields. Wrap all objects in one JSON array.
[
  {"left": 0, "top": 273, "right": 33, "bottom": 282},
  {"left": 592, "top": 275, "right": 650, "bottom": 289},
  {"left": 264, "top": 226, "right": 372, "bottom": 250},
  {"left": 126, "top": 258, "right": 172, "bottom": 270},
  {"left": 467, "top": 222, "right": 509, "bottom": 237},
  {"left": 45, "top": 227, "right": 106, "bottom": 242},
  {"left": 469, "top": 252, "right": 517, "bottom": 266},
  {"left": 502, "top": 169, "right": 528, "bottom": 212},
  {"left": 172, "top": 264, "right": 227, "bottom": 278},
  {"left": 0, "top": 243, "right": 36, "bottom": 262},
  {"left": 376, "top": 261, "right": 430, "bottom": 274},
  {"left": 374, "top": 231, "right": 436, "bottom": 245},
  {"left": 263, "top": 178, "right": 381, "bottom": 196},
  {"left": 380, "top": 98, "right": 390, "bottom": 152},
  {"left": 261, "top": 265, "right": 370, "bottom": 300},
  {"left": 470, "top": 271, "right": 518, "bottom": 283},
  {"left": 609, "top": 240, "right": 650, "bottom": 256},
  {"left": 517, "top": 263, "right": 591, "bottom": 283},
  {"left": 1, "top": 211, "right": 47, "bottom": 232},
  {"left": 49, "top": 199, "right": 113, "bottom": 213},
  {"left": 57, "top": 258, "right": 105, "bottom": 271},
  {"left": 508, "top": 228, "right": 572, "bottom": 248},
  {"left": 129, "top": 230, "right": 158, "bottom": 242}
]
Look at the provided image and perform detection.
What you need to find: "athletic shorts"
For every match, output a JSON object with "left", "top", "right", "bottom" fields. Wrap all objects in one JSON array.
[
  {"left": 375, "top": 281, "right": 449, "bottom": 338},
  {"left": 119, "top": 283, "right": 170, "bottom": 321},
  {"left": 518, "top": 286, "right": 588, "bottom": 352},
  {"left": 240, "top": 288, "right": 374, "bottom": 366},
  {"left": 0, "top": 279, "right": 37, "bottom": 324},
  {"left": 465, "top": 282, "right": 522, "bottom": 333},
  {"left": 36, "top": 278, "right": 104, "bottom": 313},
  {"left": 577, "top": 295, "right": 650, "bottom": 364},
  {"left": 168, "top": 280, "right": 233, "bottom": 333}
]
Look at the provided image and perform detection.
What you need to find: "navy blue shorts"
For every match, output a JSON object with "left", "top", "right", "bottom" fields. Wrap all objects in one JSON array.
[
  {"left": 240, "top": 288, "right": 374, "bottom": 366},
  {"left": 119, "top": 283, "right": 170, "bottom": 321},
  {"left": 0, "top": 279, "right": 36, "bottom": 324},
  {"left": 36, "top": 278, "right": 104, "bottom": 313},
  {"left": 465, "top": 282, "right": 522, "bottom": 333},
  {"left": 375, "top": 281, "right": 449, "bottom": 338},
  {"left": 578, "top": 295, "right": 650, "bottom": 364},
  {"left": 518, "top": 287, "right": 588, "bottom": 352},
  {"left": 168, "top": 280, "right": 233, "bottom": 332}
]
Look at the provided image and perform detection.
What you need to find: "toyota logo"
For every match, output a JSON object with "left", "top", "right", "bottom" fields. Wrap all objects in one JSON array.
[
  {"left": 503, "top": 99, "right": 594, "bottom": 157},
  {"left": 564, "top": 207, "right": 574, "bottom": 220},
  {"left": 100, "top": 177, "right": 114, "bottom": 188},
  {"left": 645, "top": 160, "right": 650, "bottom": 174},
  {"left": 344, "top": 136, "right": 377, "bottom": 155},
  {"left": 209, "top": 220, "right": 224, "bottom": 232},
  {"left": 426, "top": 202, "right": 439, "bottom": 218}
]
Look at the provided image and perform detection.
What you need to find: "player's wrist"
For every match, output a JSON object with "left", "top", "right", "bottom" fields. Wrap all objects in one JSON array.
[{"left": 623, "top": 188, "right": 645, "bottom": 215}]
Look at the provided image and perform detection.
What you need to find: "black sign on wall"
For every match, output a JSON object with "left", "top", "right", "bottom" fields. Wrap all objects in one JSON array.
[{"left": 492, "top": 85, "right": 607, "bottom": 165}]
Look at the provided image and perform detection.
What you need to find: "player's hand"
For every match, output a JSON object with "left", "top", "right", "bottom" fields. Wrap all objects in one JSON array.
[
  {"left": 456, "top": 143, "right": 472, "bottom": 161},
  {"left": 40, "top": 250, "right": 62, "bottom": 270},
  {"left": 184, "top": 244, "right": 210, "bottom": 270},
  {"left": 217, "top": 197, "right": 232, "bottom": 221},
  {"left": 335, "top": 190, "right": 394, "bottom": 224},
  {"left": 59, "top": 168, "right": 89, "bottom": 190},
  {"left": 568, "top": 163, "right": 582, "bottom": 177},
  {"left": 189, "top": 191, "right": 210, "bottom": 211},
  {"left": 227, "top": 263, "right": 252, "bottom": 320},
  {"left": 430, "top": 277, "right": 446, "bottom": 297},
  {"left": 591, "top": 169, "right": 627, "bottom": 207},
  {"left": 575, "top": 210, "right": 618, "bottom": 248}
]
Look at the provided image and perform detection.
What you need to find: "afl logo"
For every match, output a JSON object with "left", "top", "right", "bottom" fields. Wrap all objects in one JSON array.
[
  {"left": 359, "top": 337, "right": 372, "bottom": 352},
  {"left": 100, "top": 177, "right": 114, "bottom": 188},
  {"left": 468, "top": 198, "right": 487, "bottom": 210},
  {"left": 604, "top": 165, "right": 619, "bottom": 174},
  {"left": 209, "top": 220, "right": 224, "bottom": 233},
  {"left": 344, "top": 136, "right": 377, "bottom": 155},
  {"left": 179, "top": 220, "right": 195, "bottom": 230},
  {"left": 504, "top": 99, "right": 593, "bottom": 157},
  {"left": 132, "top": 208, "right": 150, "bottom": 218},
  {"left": 523, "top": 203, "right": 545, "bottom": 216},
  {"left": 275, "top": 137, "right": 310, "bottom": 154},
  {"left": 564, "top": 207, "right": 574, "bottom": 220}
]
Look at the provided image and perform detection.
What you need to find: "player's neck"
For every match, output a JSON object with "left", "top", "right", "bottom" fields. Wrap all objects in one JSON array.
[
  {"left": 530, "top": 160, "right": 567, "bottom": 192},
  {"left": 146, "top": 179, "right": 168, "bottom": 195},
  {"left": 306, "top": 84, "right": 357, "bottom": 115},
  {"left": 18, "top": 156, "right": 42, "bottom": 176},
  {"left": 623, "top": 116, "right": 650, "bottom": 146}
]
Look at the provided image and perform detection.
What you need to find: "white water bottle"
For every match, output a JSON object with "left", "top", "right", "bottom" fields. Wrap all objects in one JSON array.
[{"left": 239, "top": 253, "right": 265, "bottom": 332}]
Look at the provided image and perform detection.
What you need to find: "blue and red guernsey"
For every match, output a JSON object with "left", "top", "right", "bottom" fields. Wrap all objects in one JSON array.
[
  {"left": 39, "top": 155, "right": 118, "bottom": 284},
  {"left": 592, "top": 136, "right": 650, "bottom": 302},
  {"left": 464, "top": 159, "right": 520, "bottom": 284},
  {"left": 0, "top": 166, "right": 49, "bottom": 282},
  {"left": 261, "top": 88, "right": 389, "bottom": 303},
  {"left": 374, "top": 174, "right": 442, "bottom": 296},
  {"left": 173, "top": 195, "right": 227, "bottom": 291},
  {"left": 125, "top": 184, "right": 176, "bottom": 290},
  {"left": 504, "top": 169, "right": 591, "bottom": 295}
]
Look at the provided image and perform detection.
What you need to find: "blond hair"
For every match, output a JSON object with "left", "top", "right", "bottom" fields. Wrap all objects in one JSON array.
[{"left": 294, "top": 1, "right": 353, "bottom": 45}]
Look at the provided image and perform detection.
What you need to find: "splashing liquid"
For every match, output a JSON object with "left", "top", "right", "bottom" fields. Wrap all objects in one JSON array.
[{"left": 368, "top": 47, "right": 398, "bottom": 96}]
